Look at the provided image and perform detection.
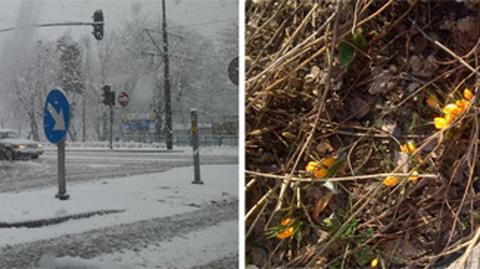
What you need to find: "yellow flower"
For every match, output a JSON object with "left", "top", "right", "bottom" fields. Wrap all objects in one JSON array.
[
  {"left": 305, "top": 161, "right": 318, "bottom": 173},
  {"left": 371, "top": 258, "right": 379, "bottom": 268},
  {"left": 400, "top": 142, "right": 415, "bottom": 154},
  {"left": 313, "top": 168, "right": 328, "bottom": 179},
  {"left": 319, "top": 157, "right": 336, "bottom": 168},
  {"left": 443, "top": 103, "right": 460, "bottom": 115},
  {"left": 306, "top": 158, "right": 335, "bottom": 179},
  {"left": 408, "top": 170, "right": 419, "bottom": 182},
  {"left": 434, "top": 117, "right": 448, "bottom": 129},
  {"left": 407, "top": 142, "right": 416, "bottom": 153},
  {"left": 426, "top": 94, "right": 440, "bottom": 109},
  {"left": 464, "top": 88, "right": 473, "bottom": 101},
  {"left": 383, "top": 176, "right": 399, "bottom": 187}
]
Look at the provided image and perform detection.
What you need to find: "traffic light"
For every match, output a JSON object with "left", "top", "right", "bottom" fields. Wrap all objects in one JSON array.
[
  {"left": 102, "top": 85, "right": 115, "bottom": 106},
  {"left": 92, "top": 9, "right": 104, "bottom": 41},
  {"left": 102, "top": 85, "right": 111, "bottom": 105}
]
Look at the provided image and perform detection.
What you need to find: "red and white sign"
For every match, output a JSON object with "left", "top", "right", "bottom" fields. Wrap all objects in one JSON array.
[{"left": 118, "top": 91, "right": 129, "bottom": 107}]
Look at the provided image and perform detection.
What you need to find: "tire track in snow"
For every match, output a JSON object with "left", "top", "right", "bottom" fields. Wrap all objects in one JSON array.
[{"left": 0, "top": 199, "right": 238, "bottom": 269}]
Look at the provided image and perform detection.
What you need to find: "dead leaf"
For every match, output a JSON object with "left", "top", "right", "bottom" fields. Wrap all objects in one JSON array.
[
  {"left": 312, "top": 192, "right": 334, "bottom": 220},
  {"left": 316, "top": 141, "right": 334, "bottom": 154}
]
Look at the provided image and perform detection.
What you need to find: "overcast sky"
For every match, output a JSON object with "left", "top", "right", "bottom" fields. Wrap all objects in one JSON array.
[{"left": 0, "top": 0, "right": 238, "bottom": 42}]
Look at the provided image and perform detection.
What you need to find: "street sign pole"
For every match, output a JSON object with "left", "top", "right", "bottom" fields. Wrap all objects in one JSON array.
[
  {"left": 55, "top": 139, "right": 69, "bottom": 200},
  {"left": 109, "top": 104, "right": 113, "bottom": 150},
  {"left": 191, "top": 109, "right": 202, "bottom": 184},
  {"left": 44, "top": 88, "right": 70, "bottom": 201}
]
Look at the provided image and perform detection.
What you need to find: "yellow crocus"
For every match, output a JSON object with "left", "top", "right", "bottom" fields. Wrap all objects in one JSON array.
[
  {"left": 464, "top": 88, "right": 473, "bottom": 101},
  {"left": 383, "top": 176, "right": 399, "bottom": 187},
  {"left": 443, "top": 103, "right": 460, "bottom": 115},
  {"left": 434, "top": 117, "right": 448, "bottom": 129},
  {"left": 319, "top": 157, "right": 336, "bottom": 168}
]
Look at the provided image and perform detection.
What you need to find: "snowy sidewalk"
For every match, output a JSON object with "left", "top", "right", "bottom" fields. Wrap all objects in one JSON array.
[{"left": 0, "top": 165, "right": 238, "bottom": 268}]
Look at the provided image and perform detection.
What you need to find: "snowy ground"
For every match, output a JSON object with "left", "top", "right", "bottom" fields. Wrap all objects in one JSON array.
[{"left": 0, "top": 165, "right": 238, "bottom": 269}]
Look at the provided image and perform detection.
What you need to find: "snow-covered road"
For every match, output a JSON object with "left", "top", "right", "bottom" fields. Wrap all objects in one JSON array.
[{"left": 0, "top": 164, "right": 239, "bottom": 269}]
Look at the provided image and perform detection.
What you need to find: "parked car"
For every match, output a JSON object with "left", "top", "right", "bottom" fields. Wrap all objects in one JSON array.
[{"left": 0, "top": 130, "right": 44, "bottom": 160}]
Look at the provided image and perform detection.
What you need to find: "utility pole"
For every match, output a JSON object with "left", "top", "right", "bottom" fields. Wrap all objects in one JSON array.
[{"left": 162, "top": 0, "right": 173, "bottom": 150}]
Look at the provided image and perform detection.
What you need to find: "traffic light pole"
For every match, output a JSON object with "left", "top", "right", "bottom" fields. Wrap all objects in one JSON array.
[{"left": 162, "top": 0, "right": 173, "bottom": 150}]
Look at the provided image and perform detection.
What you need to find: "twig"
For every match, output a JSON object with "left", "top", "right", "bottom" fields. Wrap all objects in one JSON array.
[
  {"left": 245, "top": 170, "right": 438, "bottom": 182},
  {"left": 245, "top": 187, "right": 274, "bottom": 220}
]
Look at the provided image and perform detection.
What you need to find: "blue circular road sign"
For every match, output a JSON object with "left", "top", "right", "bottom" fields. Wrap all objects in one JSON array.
[{"left": 43, "top": 88, "right": 70, "bottom": 144}]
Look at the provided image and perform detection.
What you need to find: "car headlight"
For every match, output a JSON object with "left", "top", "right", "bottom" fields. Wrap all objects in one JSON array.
[
  {"left": 37, "top": 143, "right": 43, "bottom": 148},
  {"left": 15, "top": 145, "right": 26, "bottom": 149}
]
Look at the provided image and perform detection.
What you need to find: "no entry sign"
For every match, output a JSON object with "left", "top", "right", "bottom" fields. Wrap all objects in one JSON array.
[{"left": 118, "top": 91, "right": 129, "bottom": 107}]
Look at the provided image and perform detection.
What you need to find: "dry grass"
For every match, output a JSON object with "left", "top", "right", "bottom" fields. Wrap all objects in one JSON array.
[{"left": 245, "top": 0, "right": 480, "bottom": 268}]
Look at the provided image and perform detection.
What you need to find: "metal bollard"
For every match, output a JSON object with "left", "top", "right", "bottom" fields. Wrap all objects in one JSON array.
[{"left": 191, "top": 109, "right": 203, "bottom": 184}]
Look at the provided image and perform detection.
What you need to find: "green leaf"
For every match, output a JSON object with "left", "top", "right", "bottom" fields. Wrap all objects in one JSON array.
[{"left": 338, "top": 41, "right": 355, "bottom": 67}]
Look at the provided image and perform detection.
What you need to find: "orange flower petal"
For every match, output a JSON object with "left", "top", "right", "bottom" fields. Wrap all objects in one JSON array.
[
  {"left": 281, "top": 218, "right": 293, "bottom": 226},
  {"left": 434, "top": 117, "right": 448, "bottom": 129},
  {"left": 313, "top": 168, "right": 328, "bottom": 179},
  {"left": 319, "top": 157, "right": 336, "bottom": 168},
  {"left": 457, "top": 100, "right": 470, "bottom": 113},
  {"left": 464, "top": 88, "right": 473, "bottom": 101},
  {"left": 383, "top": 176, "right": 399, "bottom": 187},
  {"left": 276, "top": 227, "right": 294, "bottom": 239}
]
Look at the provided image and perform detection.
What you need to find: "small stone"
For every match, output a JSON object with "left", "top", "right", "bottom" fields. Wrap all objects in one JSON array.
[
  {"left": 369, "top": 69, "right": 397, "bottom": 95},
  {"left": 408, "top": 82, "right": 420, "bottom": 93},
  {"left": 409, "top": 55, "right": 423, "bottom": 73},
  {"left": 424, "top": 55, "right": 439, "bottom": 73}
]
